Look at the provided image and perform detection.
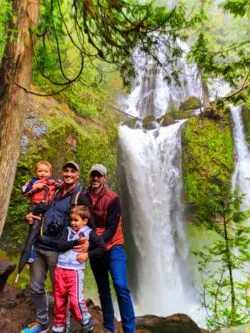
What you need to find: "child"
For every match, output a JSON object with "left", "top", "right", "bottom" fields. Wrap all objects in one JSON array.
[
  {"left": 22, "top": 161, "right": 59, "bottom": 263},
  {"left": 22, "top": 160, "right": 58, "bottom": 207},
  {"left": 46, "top": 205, "right": 106, "bottom": 333}
]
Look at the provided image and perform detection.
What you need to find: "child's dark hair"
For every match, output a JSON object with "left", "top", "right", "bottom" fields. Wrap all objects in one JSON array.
[{"left": 70, "top": 205, "right": 90, "bottom": 220}]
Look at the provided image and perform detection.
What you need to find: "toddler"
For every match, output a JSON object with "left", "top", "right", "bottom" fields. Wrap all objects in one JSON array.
[
  {"left": 22, "top": 160, "right": 58, "bottom": 207},
  {"left": 22, "top": 161, "right": 59, "bottom": 263}
]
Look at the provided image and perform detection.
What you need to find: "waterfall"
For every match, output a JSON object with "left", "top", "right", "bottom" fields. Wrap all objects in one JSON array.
[
  {"left": 118, "top": 42, "right": 203, "bottom": 323},
  {"left": 120, "top": 39, "right": 200, "bottom": 119},
  {"left": 231, "top": 105, "right": 250, "bottom": 211},
  {"left": 119, "top": 122, "right": 199, "bottom": 317}
]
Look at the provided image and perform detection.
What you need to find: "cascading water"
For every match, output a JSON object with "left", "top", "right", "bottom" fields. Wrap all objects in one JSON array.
[
  {"left": 231, "top": 105, "right": 250, "bottom": 211},
  {"left": 119, "top": 122, "right": 200, "bottom": 316},
  {"left": 118, "top": 42, "right": 203, "bottom": 323},
  {"left": 120, "top": 39, "right": 201, "bottom": 119}
]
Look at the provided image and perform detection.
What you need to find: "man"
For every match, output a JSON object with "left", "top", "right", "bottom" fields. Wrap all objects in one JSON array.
[
  {"left": 77, "top": 164, "right": 135, "bottom": 333},
  {"left": 21, "top": 161, "right": 85, "bottom": 333}
]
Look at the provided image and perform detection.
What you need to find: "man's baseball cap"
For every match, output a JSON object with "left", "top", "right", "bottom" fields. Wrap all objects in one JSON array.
[
  {"left": 90, "top": 164, "right": 107, "bottom": 176},
  {"left": 62, "top": 161, "right": 80, "bottom": 172}
]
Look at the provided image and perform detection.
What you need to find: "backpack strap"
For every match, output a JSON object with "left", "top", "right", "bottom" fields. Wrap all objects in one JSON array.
[{"left": 71, "top": 191, "right": 81, "bottom": 206}]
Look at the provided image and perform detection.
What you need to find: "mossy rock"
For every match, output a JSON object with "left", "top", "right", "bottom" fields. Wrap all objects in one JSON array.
[
  {"left": 159, "top": 113, "right": 176, "bottom": 127},
  {"left": 182, "top": 113, "right": 234, "bottom": 221},
  {"left": 142, "top": 115, "right": 156, "bottom": 130},
  {"left": 179, "top": 96, "right": 201, "bottom": 112},
  {"left": 241, "top": 107, "right": 250, "bottom": 144},
  {"left": 123, "top": 117, "right": 138, "bottom": 129},
  {"left": 168, "top": 110, "right": 194, "bottom": 120}
]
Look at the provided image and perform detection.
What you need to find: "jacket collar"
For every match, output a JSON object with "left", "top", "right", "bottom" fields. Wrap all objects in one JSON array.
[{"left": 87, "top": 185, "right": 107, "bottom": 203}]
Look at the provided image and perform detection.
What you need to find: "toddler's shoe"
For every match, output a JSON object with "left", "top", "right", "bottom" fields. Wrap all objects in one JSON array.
[
  {"left": 21, "top": 322, "right": 49, "bottom": 333},
  {"left": 81, "top": 318, "right": 94, "bottom": 333},
  {"left": 51, "top": 324, "right": 65, "bottom": 333}
]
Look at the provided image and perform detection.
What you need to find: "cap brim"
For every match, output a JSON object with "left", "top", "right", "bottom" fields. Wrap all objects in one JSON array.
[
  {"left": 62, "top": 162, "right": 80, "bottom": 172},
  {"left": 90, "top": 168, "right": 105, "bottom": 176}
]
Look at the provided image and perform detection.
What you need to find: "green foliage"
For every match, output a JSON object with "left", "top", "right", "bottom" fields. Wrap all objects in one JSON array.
[
  {"left": 182, "top": 112, "right": 234, "bottom": 221},
  {"left": 0, "top": 0, "right": 12, "bottom": 60},
  {"left": 29, "top": 0, "right": 195, "bottom": 90},
  {"left": 187, "top": 0, "right": 250, "bottom": 94},
  {"left": 193, "top": 191, "right": 250, "bottom": 330},
  {"left": 222, "top": 0, "right": 250, "bottom": 17}
]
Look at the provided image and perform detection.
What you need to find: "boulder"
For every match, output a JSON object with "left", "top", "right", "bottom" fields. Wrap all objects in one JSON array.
[
  {"left": 142, "top": 115, "right": 157, "bottom": 130},
  {"left": 135, "top": 313, "right": 204, "bottom": 333},
  {"left": 159, "top": 113, "right": 176, "bottom": 127},
  {"left": 180, "top": 96, "right": 201, "bottom": 112}
]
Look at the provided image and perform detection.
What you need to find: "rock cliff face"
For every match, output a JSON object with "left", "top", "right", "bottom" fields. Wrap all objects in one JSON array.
[{"left": 0, "top": 284, "right": 208, "bottom": 333}]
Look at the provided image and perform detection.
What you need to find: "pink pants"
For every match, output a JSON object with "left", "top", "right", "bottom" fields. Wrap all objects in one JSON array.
[{"left": 53, "top": 267, "right": 91, "bottom": 330}]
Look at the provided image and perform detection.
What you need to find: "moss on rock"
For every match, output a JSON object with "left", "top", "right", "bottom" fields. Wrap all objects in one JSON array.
[
  {"left": 168, "top": 109, "right": 194, "bottom": 120},
  {"left": 142, "top": 115, "right": 156, "bottom": 129},
  {"left": 158, "top": 113, "right": 175, "bottom": 127},
  {"left": 241, "top": 107, "right": 250, "bottom": 144},
  {"left": 180, "top": 96, "right": 201, "bottom": 112},
  {"left": 182, "top": 113, "right": 234, "bottom": 221}
]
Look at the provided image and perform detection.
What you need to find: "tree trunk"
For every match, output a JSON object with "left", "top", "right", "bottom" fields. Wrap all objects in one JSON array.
[
  {"left": 201, "top": 78, "right": 211, "bottom": 110},
  {"left": 0, "top": 0, "right": 40, "bottom": 237},
  {"left": 198, "top": 64, "right": 211, "bottom": 111}
]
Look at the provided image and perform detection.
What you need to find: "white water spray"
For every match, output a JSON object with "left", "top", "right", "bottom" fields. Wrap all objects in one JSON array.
[{"left": 231, "top": 105, "right": 250, "bottom": 211}]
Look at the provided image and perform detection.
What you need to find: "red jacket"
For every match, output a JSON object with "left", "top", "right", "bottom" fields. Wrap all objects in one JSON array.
[
  {"left": 83, "top": 187, "right": 124, "bottom": 250},
  {"left": 23, "top": 179, "right": 57, "bottom": 204}
]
